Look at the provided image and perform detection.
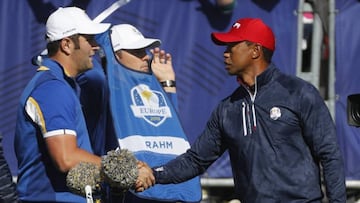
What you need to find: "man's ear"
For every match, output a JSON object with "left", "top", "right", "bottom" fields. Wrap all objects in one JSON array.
[
  {"left": 60, "top": 38, "right": 72, "bottom": 55},
  {"left": 252, "top": 44, "right": 261, "bottom": 58}
]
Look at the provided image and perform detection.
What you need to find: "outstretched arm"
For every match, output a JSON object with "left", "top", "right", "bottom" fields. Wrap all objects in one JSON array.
[{"left": 46, "top": 134, "right": 101, "bottom": 172}]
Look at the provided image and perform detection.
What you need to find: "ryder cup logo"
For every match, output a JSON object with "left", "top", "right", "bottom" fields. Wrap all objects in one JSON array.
[
  {"left": 270, "top": 107, "right": 281, "bottom": 120},
  {"left": 130, "top": 84, "right": 172, "bottom": 126},
  {"left": 233, "top": 22, "right": 241, "bottom": 29}
]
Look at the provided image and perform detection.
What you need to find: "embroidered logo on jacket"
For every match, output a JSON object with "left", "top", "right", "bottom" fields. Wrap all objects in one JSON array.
[
  {"left": 270, "top": 107, "right": 281, "bottom": 120},
  {"left": 130, "top": 84, "right": 172, "bottom": 126}
]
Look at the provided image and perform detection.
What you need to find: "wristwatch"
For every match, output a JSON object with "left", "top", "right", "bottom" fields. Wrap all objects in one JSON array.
[{"left": 160, "top": 80, "right": 176, "bottom": 87}]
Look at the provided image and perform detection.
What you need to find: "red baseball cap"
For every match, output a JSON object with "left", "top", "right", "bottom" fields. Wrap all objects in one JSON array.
[{"left": 211, "top": 18, "right": 275, "bottom": 51}]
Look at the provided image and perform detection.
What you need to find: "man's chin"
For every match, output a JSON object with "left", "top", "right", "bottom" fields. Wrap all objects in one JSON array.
[
  {"left": 140, "top": 67, "right": 150, "bottom": 73},
  {"left": 227, "top": 71, "right": 236, "bottom": 76},
  {"left": 80, "top": 66, "right": 93, "bottom": 74}
]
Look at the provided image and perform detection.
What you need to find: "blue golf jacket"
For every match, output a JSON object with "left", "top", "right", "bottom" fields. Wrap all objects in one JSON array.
[{"left": 153, "top": 64, "right": 346, "bottom": 203}]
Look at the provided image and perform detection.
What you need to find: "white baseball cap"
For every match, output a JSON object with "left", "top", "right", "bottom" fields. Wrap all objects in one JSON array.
[
  {"left": 46, "top": 7, "right": 111, "bottom": 42},
  {"left": 110, "top": 24, "right": 161, "bottom": 52}
]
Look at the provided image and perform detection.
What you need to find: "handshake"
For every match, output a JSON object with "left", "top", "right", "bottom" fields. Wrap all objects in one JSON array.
[{"left": 66, "top": 149, "right": 155, "bottom": 197}]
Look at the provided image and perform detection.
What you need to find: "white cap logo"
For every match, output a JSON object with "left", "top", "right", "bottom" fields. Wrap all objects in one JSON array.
[
  {"left": 270, "top": 107, "right": 281, "bottom": 120},
  {"left": 233, "top": 22, "right": 241, "bottom": 29}
]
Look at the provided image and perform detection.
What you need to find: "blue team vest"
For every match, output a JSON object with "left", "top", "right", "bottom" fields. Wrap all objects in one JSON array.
[
  {"left": 96, "top": 31, "right": 201, "bottom": 202},
  {"left": 15, "top": 60, "right": 92, "bottom": 202}
]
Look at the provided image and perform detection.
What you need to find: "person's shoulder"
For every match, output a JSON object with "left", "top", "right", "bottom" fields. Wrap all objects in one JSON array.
[
  {"left": 218, "top": 86, "right": 244, "bottom": 107},
  {"left": 32, "top": 78, "right": 76, "bottom": 104},
  {"left": 275, "top": 69, "right": 316, "bottom": 92},
  {"left": 30, "top": 62, "right": 63, "bottom": 85},
  {"left": 23, "top": 64, "right": 64, "bottom": 96},
  {"left": 275, "top": 70, "right": 323, "bottom": 106}
]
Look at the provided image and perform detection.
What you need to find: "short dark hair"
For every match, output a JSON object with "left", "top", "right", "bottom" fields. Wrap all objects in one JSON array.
[
  {"left": 46, "top": 34, "right": 80, "bottom": 57},
  {"left": 245, "top": 41, "right": 273, "bottom": 63},
  {"left": 46, "top": 40, "right": 60, "bottom": 57},
  {"left": 262, "top": 46, "right": 273, "bottom": 63}
]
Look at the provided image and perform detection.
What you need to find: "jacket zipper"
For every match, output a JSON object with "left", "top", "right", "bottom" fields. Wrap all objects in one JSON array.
[
  {"left": 242, "top": 79, "right": 258, "bottom": 136},
  {"left": 242, "top": 102, "right": 247, "bottom": 136}
]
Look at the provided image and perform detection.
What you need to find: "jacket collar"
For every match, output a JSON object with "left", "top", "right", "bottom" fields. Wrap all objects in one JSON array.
[
  {"left": 40, "top": 58, "right": 67, "bottom": 79},
  {"left": 237, "top": 63, "right": 277, "bottom": 95},
  {"left": 39, "top": 58, "right": 79, "bottom": 95},
  {"left": 255, "top": 63, "right": 277, "bottom": 89}
]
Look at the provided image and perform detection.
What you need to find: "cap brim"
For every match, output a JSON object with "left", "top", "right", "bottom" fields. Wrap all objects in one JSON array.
[
  {"left": 121, "top": 38, "right": 161, "bottom": 50},
  {"left": 211, "top": 32, "right": 244, "bottom": 45},
  {"left": 79, "top": 22, "right": 111, "bottom": 35}
]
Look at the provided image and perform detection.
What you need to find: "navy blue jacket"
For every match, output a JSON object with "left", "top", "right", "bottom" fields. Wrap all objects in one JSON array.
[
  {"left": 0, "top": 135, "right": 18, "bottom": 202},
  {"left": 154, "top": 65, "right": 346, "bottom": 203}
]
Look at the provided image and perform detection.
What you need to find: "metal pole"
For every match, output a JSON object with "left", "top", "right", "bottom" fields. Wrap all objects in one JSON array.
[
  {"left": 327, "top": 0, "right": 336, "bottom": 119},
  {"left": 310, "top": 12, "right": 322, "bottom": 89}
]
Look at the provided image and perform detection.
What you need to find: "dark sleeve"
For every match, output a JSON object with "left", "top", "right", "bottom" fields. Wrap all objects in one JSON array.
[
  {"left": 299, "top": 84, "right": 346, "bottom": 202},
  {"left": 153, "top": 104, "right": 227, "bottom": 184},
  {"left": 0, "top": 135, "right": 18, "bottom": 202}
]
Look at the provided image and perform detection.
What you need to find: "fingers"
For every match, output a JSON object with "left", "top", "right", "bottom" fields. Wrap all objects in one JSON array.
[
  {"left": 137, "top": 160, "right": 145, "bottom": 167},
  {"left": 134, "top": 161, "right": 155, "bottom": 193},
  {"left": 151, "top": 47, "right": 171, "bottom": 65},
  {"left": 165, "top": 52, "right": 172, "bottom": 65},
  {"left": 159, "top": 50, "right": 166, "bottom": 64},
  {"left": 150, "top": 47, "right": 160, "bottom": 64},
  {"left": 150, "top": 47, "right": 175, "bottom": 82},
  {"left": 135, "top": 180, "right": 145, "bottom": 192}
]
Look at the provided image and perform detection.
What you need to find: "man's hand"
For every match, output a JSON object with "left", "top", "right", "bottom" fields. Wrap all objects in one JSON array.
[
  {"left": 135, "top": 161, "right": 155, "bottom": 192},
  {"left": 150, "top": 47, "right": 175, "bottom": 82}
]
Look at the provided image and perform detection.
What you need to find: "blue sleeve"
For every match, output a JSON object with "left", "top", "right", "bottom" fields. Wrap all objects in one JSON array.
[
  {"left": 300, "top": 84, "right": 346, "bottom": 202},
  {"left": 153, "top": 104, "right": 226, "bottom": 183},
  {"left": 166, "top": 92, "right": 178, "bottom": 112},
  {"left": 31, "top": 80, "right": 78, "bottom": 134}
]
